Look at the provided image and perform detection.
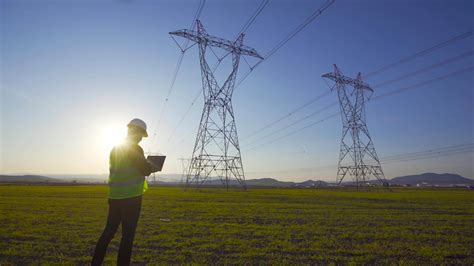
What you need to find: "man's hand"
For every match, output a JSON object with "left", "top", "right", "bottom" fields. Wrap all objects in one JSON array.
[{"left": 147, "top": 160, "right": 160, "bottom": 173}]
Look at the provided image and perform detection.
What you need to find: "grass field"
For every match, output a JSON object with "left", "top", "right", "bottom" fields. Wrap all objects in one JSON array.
[{"left": 0, "top": 185, "right": 473, "bottom": 264}]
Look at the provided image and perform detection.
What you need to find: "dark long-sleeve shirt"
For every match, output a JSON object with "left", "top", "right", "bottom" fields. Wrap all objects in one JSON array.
[{"left": 109, "top": 142, "right": 153, "bottom": 177}]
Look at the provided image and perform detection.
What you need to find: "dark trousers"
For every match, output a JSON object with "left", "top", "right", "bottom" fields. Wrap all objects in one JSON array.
[{"left": 91, "top": 195, "right": 142, "bottom": 266}]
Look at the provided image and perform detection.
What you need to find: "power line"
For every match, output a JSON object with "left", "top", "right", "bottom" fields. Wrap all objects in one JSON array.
[
  {"left": 382, "top": 148, "right": 473, "bottom": 164},
  {"left": 244, "top": 112, "right": 340, "bottom": 152},
  {"left": 235, "top": 0, "right": 335, "bottom": 89},
  {"left": 371, "top": 65, "right": 474, "bottom": 100},
  {"left": 243, "top": 101, "right": 337, "bottom": 146},
  {"left": 208, "top": 0, "right": 267, "bottom": 70},
  {"left": 244, "top": 65, "right": 474, "bottom": 152},
  {"left": 236, "top": 0, "right": 269, "bottom": 37},
  {"left": 244, "top": 50, "right": 473, "bottom": 144},
  {"left": 241, "top": 90, "right": 332, "bottom": 141},
  {"left": 363, "top": 29, "right": 474, "bottom": 78},
  {"left": 165, "top": 89, "right": 202, "bottom": 144},
  {"left": 381, "top": 146, "right": 473, "bottom": 164},
  {"left": 372, "top": 50, "right": 474, "bottom": 88},
  {"left": 246, "top": 143, "right": 473, "bottom": 174},
  {"left": 264, "top": 0, "right": 335, "bottom": 60},
  {"left": 240, "top": 46, "right": 473, "bottom": 146},
  {"left": 380, "top": 143, "right": 473, "bottom": 161},
  {"left": 247, "top": 164, "right": 336, "bottom": 175},
  {"left": 243, "top": 55, "right": 472, "bottom": 148},
  {"left": 244, "top": 50, "right": 474, "bottom": 143},
  {"left": 148, "top": 0, "right": 206, "bottom": 154}
]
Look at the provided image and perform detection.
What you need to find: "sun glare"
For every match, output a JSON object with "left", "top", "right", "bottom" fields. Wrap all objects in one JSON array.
[{"left": 100, "top": 125, "right": 126, "bottom": 152}]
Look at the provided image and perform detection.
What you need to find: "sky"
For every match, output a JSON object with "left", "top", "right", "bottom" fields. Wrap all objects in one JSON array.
[{"left": 1, "top": 0, "right": 473, "bottom": 181}]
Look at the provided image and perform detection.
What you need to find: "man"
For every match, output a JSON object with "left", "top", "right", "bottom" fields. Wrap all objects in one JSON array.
[{"left": 92, "top": 118, "right": 159, "bottom": 266}]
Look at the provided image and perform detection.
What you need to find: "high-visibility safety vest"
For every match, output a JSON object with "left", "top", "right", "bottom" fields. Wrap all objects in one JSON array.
[{"left": 108, "top": 143, "right": 149, "bottom": 199}]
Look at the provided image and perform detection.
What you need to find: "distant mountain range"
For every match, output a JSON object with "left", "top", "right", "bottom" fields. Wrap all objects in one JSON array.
[
  {"left": 389, "top": 173, "right": 474, "bottom": 186},
  {"left": 0, "top": 175, "right": 59, "bottom": 183},
  {"left": 1, "top": 173, "right": 472, "bottom": 187},
  {"left": 199, "top": 178, "right": 334, "bottom": 187}
]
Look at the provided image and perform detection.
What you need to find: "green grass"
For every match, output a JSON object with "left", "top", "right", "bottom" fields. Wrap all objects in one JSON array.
[{"left": 0, "top": 185, "right": 473, "bottom": 264}]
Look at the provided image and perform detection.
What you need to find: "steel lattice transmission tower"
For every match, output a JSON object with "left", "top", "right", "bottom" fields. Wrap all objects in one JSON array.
[
  {"left": 170, "top": 20, "right": 263, "bottom": 190},
  {"left": 322, "top": 64, "right": 388, "bottom": 187}
]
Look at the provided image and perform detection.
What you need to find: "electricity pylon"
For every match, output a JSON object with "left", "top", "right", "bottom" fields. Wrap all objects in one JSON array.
[
  {"left": 322, "top": 64, "right": 388, "bottom": 187},
  {"left": 170, "top": 20, "right": 263, "bottom": 190}
]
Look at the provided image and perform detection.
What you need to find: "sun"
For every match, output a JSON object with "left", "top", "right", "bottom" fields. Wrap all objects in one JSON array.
[{"left": 100, "top": 124, "right": 126, "bottom": 151}]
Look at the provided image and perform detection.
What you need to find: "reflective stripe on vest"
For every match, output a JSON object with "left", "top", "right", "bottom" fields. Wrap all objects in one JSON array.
[{"left": 109, "top": 176, "right": 144, "bottom": 187}]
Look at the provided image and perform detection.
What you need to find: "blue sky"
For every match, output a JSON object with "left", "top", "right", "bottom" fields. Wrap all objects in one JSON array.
[{"left": 1, "top": 0, "right": 473, "bottom": 181}]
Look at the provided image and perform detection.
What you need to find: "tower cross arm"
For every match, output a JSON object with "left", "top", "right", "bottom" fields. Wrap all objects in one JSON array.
[
  {"left": 322, "top": 72, "right": 373, "bottom": 92},
  {"left": 169, "top": 29, "right": 263, "bottom": 59}
]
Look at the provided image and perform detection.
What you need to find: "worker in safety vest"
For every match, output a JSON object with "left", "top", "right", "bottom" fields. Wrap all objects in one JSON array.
[{"left": 92, "top": 118, "right": 159, "bottom": 266}]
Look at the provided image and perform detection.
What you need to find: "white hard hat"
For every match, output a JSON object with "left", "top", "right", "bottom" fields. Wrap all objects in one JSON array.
[{"left": 127, "top": 118, "right": 148, "bottom": 137}]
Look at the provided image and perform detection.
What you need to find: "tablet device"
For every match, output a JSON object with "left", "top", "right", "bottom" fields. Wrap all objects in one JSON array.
[{"left": 147, "top": 155, "right": 166, "bottom": 172}]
